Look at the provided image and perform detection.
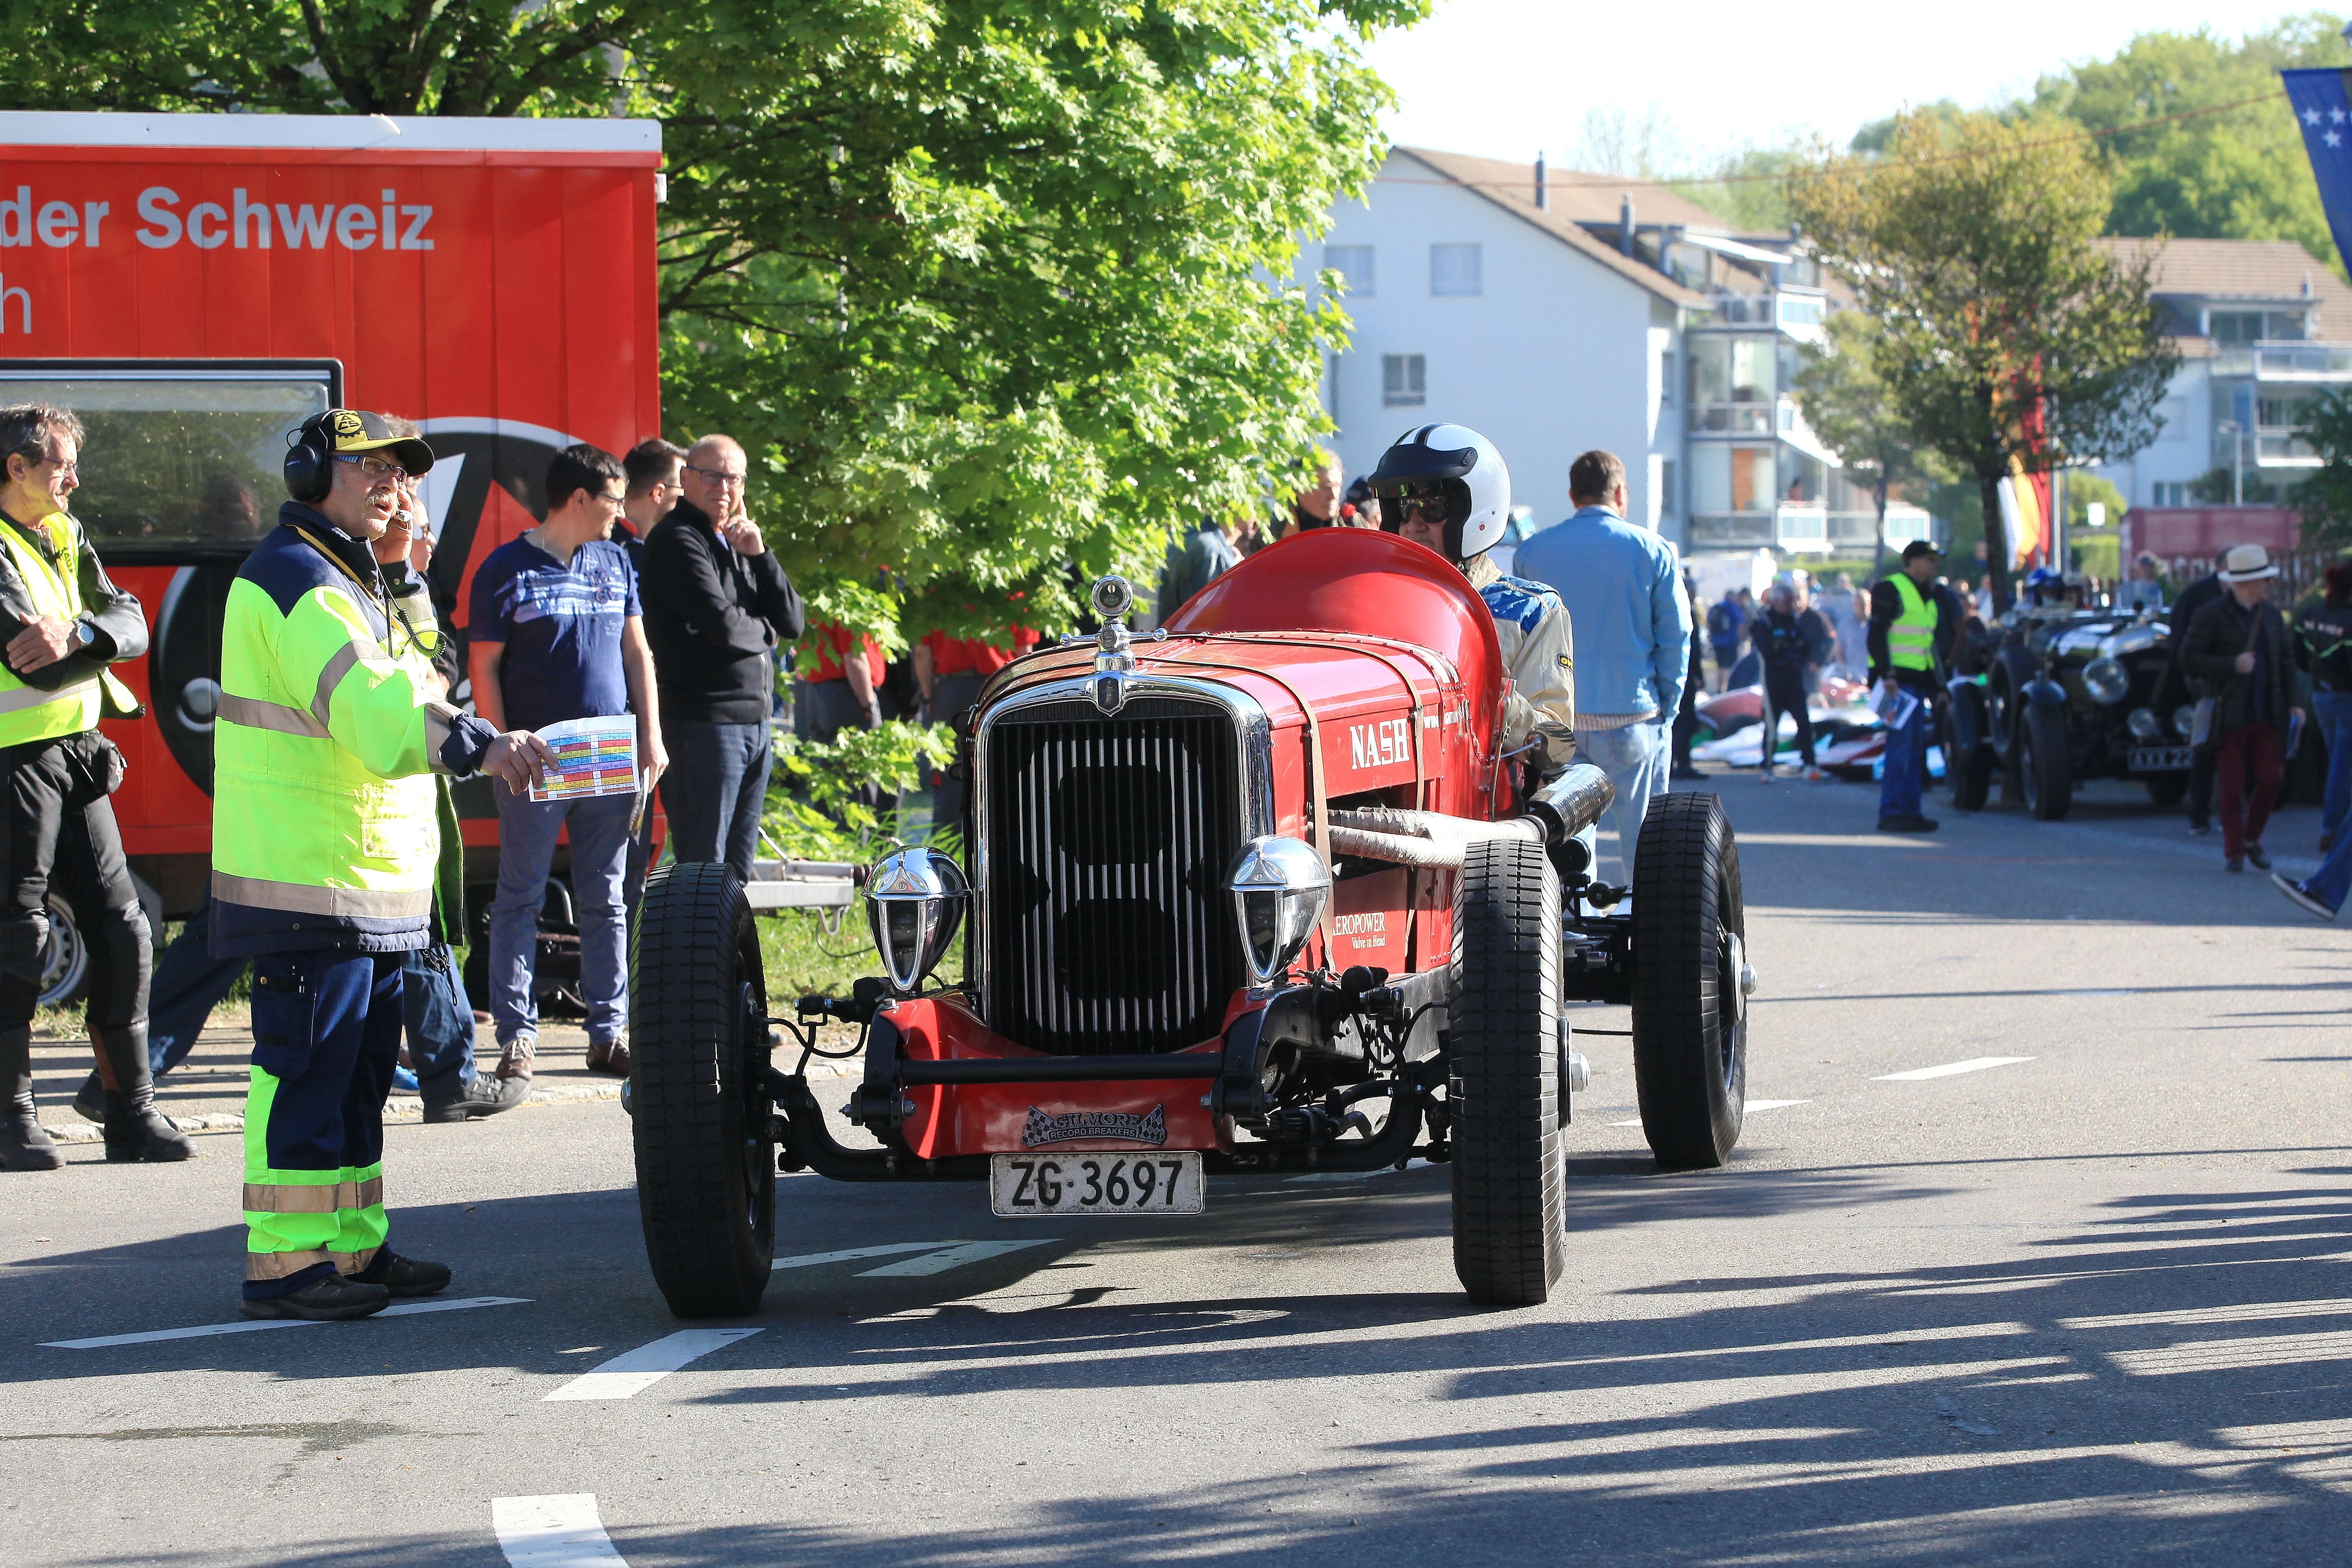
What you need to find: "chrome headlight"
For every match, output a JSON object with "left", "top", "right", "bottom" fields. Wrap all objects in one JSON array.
[
  {"left": 2174, "top": 705, "right": 2198, "bottom": 739},
  {"left": 2082, "top": 657, "right": 2128, "bottom": 705},
  {"left": 866, "top": 848, "right": 969, "bottom": 993},
  {"left": 1226, "top": 835, "right": 1331, "bottom": 988},
  {"left": 2127, "top": 707, "right": 2160, "bottom": 741}
]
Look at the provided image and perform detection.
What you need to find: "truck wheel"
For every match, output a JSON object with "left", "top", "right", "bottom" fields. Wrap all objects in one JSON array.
[
  {"left": 1449, "top": 835, "right": 1565, "bottom": 1307},
  {"left": 2019, "top": 704, "right": 2073, "bottom": 821},
  {"left": 630, "top": 862, "right": 776, "bottom": 1318},
  {"left": 1944, "top": 689, "right": 1992, "bottom": 811},
  {"left": 1630, "top": 792, "right": 1747, "bottom": 1170}
]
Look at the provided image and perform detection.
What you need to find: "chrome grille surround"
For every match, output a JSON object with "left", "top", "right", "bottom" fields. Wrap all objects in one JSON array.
[{"left": 974, "top": 673, "right": 1274, "bottom": 1055}]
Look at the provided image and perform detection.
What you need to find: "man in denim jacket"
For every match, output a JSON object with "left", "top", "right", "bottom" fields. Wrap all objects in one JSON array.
[{"left": 1514, "top": 450, "right": 1692, "bottom": 882}]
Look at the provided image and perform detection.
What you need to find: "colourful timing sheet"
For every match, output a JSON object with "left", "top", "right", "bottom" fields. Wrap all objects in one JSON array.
[{"left": 527, "top": 715, "right": 641, "bottom": 802}]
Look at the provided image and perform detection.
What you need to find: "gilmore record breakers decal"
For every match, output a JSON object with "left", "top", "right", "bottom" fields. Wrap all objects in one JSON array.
[{"left": 1021, "top": 1105, "right": 1170, "bottom": 1148}]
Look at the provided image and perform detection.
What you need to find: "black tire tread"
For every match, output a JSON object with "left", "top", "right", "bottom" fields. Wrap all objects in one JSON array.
[
  {"left": 630, "top": 862, "right": 774, "bottom": 1318},
  {"left": 2023, "top": 704, "right": 2073, "bottom": 821},
  {"left": 1630, "top": 792, "right": 1746, "bottom": 1170},
  {"left": 1450, "top": 836, "right": 1565, "bottom": 1307}
]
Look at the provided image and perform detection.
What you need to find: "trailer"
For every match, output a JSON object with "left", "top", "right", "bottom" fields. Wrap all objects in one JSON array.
[{"left": 0, "top": 110, "right": 663, "bottom": 999}]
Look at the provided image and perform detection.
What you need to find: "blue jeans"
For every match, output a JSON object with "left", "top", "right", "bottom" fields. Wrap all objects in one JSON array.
[
  {"left": 1574, "top": 721, "right": 1671, "bottom": 883},
  {"left": 1879, "top": 694, "right": 1931, "bottom": 821},
  {"left": 2301, "top": 827, "right": 2352, "bottom": 912},
  {"left": 401, "top": 946, "right": 476, "bottom": 1100},
  {"left": 2314, "top": 691, "right": 2352, "bottom": 839},
  {"left": 149, "top": 897, "right": 250, "bottom": 1075},
  {"left": 660, "top": 717, "right": 772, "bottom": 881},
  {"left": 489, "top": 786, "right": 635, "bottom": 1047}
]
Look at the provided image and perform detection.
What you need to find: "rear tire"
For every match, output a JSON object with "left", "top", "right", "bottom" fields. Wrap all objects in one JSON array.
[
  {"left": 2020, "top": 704, "right": 2073, "bottom": 821},
  {"left": 1449, "top": 836, "right": 1565, "bottom": 1307},
  {"left": 1630, "top": 792, "right": 1747, "bottom": 1170},
  {"left": 1945, "top": 688, "right": 1992, "bottom": 811},
  {"left": 630, "top": 862, "right": 776, "bottom": 1319}
]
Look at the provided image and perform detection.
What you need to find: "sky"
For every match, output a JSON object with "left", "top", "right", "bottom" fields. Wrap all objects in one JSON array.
[{"left": 1363, "top": 1, "right": 2328, "bottom": 169}]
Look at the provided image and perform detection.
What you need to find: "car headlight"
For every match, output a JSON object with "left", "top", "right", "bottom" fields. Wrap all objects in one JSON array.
[
  {"left": 2174, "top": 704, "right": 2198, "bottom": 739},
  {"left": 1226, "top": 835, "right": 1331, "bottom": 988},
  {"left": 866, "top": 848, "right": 969, "bottom": 993},
  {"left": 2127, "top": 707, "right": 2160, "bottom": 741},
  {"left": 2082, "top": 657, "right": 2128, "bottom": 705}
]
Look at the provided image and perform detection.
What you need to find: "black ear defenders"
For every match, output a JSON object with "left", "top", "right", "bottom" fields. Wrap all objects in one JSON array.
[{"left": 284, "top": 412, "right": 336, "bottom": 504}]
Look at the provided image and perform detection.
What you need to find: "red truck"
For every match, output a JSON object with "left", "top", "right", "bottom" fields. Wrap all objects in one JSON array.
[{"left": 0, "top": 110, "right": 663, "bottom": 1001}]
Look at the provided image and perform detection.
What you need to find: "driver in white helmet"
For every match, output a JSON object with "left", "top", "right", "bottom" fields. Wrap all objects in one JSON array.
[{"left": 1369, "top": 424, "right": 1576, "bottom": 776}]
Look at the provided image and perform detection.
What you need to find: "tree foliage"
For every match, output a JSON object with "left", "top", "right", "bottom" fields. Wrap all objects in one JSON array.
[
  {"left": 1789, "top": 311, "right": 1952, "bottom": 573},
  {"left": 0, "top": 0, "right": 1421, "bottom": 638},
  {"left": 1787, "top": 110, "right": 2179, "bottom": 608},
  {"left": 2290, "top": 389, "right": 2352, "bottom": 544}
]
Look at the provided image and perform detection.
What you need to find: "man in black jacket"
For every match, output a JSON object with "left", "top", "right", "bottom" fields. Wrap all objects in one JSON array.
[
  {"left": 2169, "top": 554, "right": 2228, "bottom": 834},
  {"left": 2180, "top": 544, "right": 2304, "bottom": 872},
  {"left": 640, "top": 434, "right": 805, "bottom": 880}
]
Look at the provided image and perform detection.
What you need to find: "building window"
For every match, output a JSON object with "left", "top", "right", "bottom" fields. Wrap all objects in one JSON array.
[
  {"left": 2209, "top": 310, "right": 2263, "bottom": 344},
  {"left": 1382, "top": 354, "right": 1426, "bottom": 407},
  {"left": 1322, "top": 244, "right": 1374, "bottom": 297},
  {"left": 1658, "top": 351, "right": 1675, "bottom": 406},
  {"left": 2153, "top": 481, "right": 2188, "bottom": 507},
  {"left": 1659, "top": 458, "right": 1677, "bottom": 518},
  {"left": 1430, "top": 243, "right": 1482, "bottom": 297}
]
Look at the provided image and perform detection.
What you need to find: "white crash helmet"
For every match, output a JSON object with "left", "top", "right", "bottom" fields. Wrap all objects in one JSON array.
[{"left": 1369, "top": 423, "right": 1511, "bottom": 563}]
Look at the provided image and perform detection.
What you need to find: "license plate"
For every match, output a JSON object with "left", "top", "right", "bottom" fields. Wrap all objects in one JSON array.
[
  {"left": 2130, "top": 745, "right": 2192, "bottom": 772},
  {"left": 989, "top": 1152, "right": 1204, "bottom": 1217}
]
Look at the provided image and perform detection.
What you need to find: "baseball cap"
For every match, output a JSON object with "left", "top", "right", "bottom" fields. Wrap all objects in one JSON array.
[
  {"left": 309, "top": 408, "right": 435, "bottom": 476},
  {"left": 1900, "top": 540, "right": 1943, "bottom": 563}
]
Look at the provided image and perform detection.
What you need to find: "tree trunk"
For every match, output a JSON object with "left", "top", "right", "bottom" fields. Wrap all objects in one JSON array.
[
  {"left": 1869, "top": 476, "right": 1890, "bottom": 582},
  {"left": 1980, "top": 469, "right": 2012, "bottom": 614}
]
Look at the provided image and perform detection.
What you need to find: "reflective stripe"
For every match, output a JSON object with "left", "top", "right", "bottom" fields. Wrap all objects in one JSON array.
[
  {"left": 217, "top": 692, "right": 333, "bottom": 739},
  {"left": 246, "top": 1248, "right": 333, "bottom": 1282},
  {"left": 333, "top": 1246, "right": 382, "bottom": 1277},
  {"left": 0, "top": 674, "right": 98, "bottom": 715},
  {"left": 311, "top": 641, "right": 364, "bottom": 729},
  {"left": 211, "top": 870, "right": 433, "bottom": 918},
  {"left": 242, "top": 1176, "right": 384, "bottom": 1215}
]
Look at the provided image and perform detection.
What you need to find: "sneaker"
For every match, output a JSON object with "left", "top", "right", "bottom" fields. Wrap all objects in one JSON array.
[
  {"left": 239, "top": 1275, "right": 391, "bottom": 1322},
  {"left": 495, "top": 1034, "right": 536, "bottom": 1081},
  {"left": 1876, "top": 814, "right": 1940, "bottom": 833},
  {"left": 1757, "top": 769, "right": 1777, "bottom": 783},
  {"left": 1670, "top": 766, "right": 1707, "bottom": 782},
  {"left": 1804, "top": 767, "right": 1832, "bottom": 783},
  {"left": 423, "top": 1073, "right": 529, "bottom": 1123},
  {"left": 2225, "top": 856, "right": 2244, "bottom": 873},
  {"left": 392, "top": 1065, "right": 419, "bottom": 1095},
  {"left": 2274, "top": 872, "right": 2339, "bottom": 921},
  {"left": 2246, "top": 844, "right": 2271, "bottom": 871},
  {"left": 357, "top": 1250, "right": 451, "bottom": 1298},
  {"left": 2189, "top": 820, "right": 2213, "bottom": 837}
]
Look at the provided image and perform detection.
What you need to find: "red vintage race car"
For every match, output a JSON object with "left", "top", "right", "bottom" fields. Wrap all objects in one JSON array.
[{"left": 628, "top": 528, "right": 1753, "bottom": 1317}]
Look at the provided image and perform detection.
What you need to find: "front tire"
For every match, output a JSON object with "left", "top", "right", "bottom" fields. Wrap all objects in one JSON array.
[
  {"left": 2020, "top": 704, "right": 2074, "bottom": 821},
  {"left": 1450, "top": 836, "right": 1565, "bottom": 1307},
  {"left": 1945, "top": 688, "right": 1992, "bottom": 812},
  {"left": 1630, "top": 792, "right": 1748, "bottom": 1170},
  {"left": 631, "top": 862, "right": 776, "bottom": 1318}
]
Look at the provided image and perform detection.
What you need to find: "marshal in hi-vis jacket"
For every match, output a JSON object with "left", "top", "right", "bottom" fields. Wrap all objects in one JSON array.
[{"left": 210, "top": 502, "right": 497, "bottom": 957}]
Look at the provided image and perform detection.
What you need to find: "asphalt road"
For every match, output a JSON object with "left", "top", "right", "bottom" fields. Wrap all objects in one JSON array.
[{"left": 4, "top": 768, "right": 2350, "bottom": 1566}]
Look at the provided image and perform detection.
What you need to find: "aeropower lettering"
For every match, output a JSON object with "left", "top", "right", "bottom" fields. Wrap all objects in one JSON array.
[
  {"left": 1333, "top": 910, "right": 1390, "bottom": 950},
  {"left": 119, "top": 186, "right": 436, "bottom": 252},
  {"left": 1347, "top": 717, "right": 1412, "bottom": 771}
]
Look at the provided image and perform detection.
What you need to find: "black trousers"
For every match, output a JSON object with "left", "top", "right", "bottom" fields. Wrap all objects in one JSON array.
[
  {"left": 0, "top": 730, "right": 150, "bottom": 1030},
  {"left": 1761, "top": 666, "right": 1815, "bottom": 769},
  {"left": 2187, "top": 744, "right": 2218, "bottom": 827}
]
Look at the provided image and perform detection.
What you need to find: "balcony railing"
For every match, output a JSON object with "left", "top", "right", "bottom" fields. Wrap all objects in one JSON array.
[
  {"left": 2211, "top": 341, "right": 2352, "bottom": 380},
  {"left": 1690, "top": 401, "right": 1774, "bottom": 434},
  {"left": 1687, "top": 507, "right": 1831, "bottom": 553}
]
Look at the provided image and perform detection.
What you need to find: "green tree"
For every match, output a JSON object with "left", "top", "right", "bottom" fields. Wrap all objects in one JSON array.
[
  {"left": 2290, "top": 389, "right": 2352, "bottom": 543},
  {"left": 1787, "top": 111, "right": 2179, "bottom": 610},
  {"left": 0, "top": 0, "right": 1419, "bottom": 639},
  {"left": 1789, "top": 311, "right": 1952, "bottom": 577}
]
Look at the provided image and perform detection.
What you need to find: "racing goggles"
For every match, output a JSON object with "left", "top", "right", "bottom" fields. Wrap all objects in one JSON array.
[{"left": 1378, "top": 483, "right": 1455, "bottom": 530}]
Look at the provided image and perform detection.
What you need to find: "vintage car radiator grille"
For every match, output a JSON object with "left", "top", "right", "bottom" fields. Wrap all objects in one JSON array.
[{"left": 983, "top": 698, "right": 1245, "bottom": 1055}]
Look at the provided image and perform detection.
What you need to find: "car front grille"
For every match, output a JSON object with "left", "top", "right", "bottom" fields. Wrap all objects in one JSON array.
[{"left": 981, "top": 697, "right": 1245, "bottom": 1055}]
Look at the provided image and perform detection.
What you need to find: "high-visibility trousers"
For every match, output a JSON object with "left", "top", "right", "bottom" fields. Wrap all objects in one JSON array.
[{"left": 240, "top": 950, "right": 403, "bottom": 1300}]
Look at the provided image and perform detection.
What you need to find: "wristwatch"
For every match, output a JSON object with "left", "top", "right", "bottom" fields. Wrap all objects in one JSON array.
[{"left": 71, "top": 619, "right": 93, "bottom": 649}]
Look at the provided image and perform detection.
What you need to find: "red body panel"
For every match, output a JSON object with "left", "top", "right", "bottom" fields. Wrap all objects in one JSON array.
[{"left": 0, "top": 123, "right": 664, "bottom": 908}]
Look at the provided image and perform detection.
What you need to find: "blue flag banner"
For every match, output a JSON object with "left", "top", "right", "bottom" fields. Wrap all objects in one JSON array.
[{"left": 2284, "top": 69, "right": 2352, "bottom": 271}]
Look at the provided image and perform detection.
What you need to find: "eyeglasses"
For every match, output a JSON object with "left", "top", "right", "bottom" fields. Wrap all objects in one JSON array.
[
  {"left": 34, "top": 450, "right": 78, "bottom": 476},
  {"left": 597, "top": 489, "right": 627, "bottom": 509},
  {"left": 684, "top": 464, "right": 747, "bottom": 489},
  {"left": 334, "top": 453, "right": 410, "bottom": 484}
]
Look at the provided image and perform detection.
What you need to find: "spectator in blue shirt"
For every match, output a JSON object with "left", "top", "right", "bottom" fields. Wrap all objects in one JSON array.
[
  {"left": 1513, "top": 449, "right": 1693, "bottom": 883},
  {"left": 1707, "top": 588, "right": 1749, "bottom": 691},
  {"left": 468, "top": 444, "right": 667, "bottom": 1081}
]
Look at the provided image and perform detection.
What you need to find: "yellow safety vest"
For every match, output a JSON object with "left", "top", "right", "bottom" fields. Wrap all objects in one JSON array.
[
  {"left": 0, "top": 510, "right": 138, "bottom": 745},
  {"left": 1888, "top": 573, "right": 1939, "bottom": 673}
]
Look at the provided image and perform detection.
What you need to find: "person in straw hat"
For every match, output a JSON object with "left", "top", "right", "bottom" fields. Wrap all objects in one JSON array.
[{"left": 2179, "top": 543, "right": 2305, "bottom": 873}]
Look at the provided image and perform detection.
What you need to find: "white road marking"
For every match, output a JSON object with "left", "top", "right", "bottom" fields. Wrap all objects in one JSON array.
[
  {"left": 1608, "top": 1117, "right": 1643, "bottom": 1127},
  {"left": 1609, "top": 1099, "right": 1807, "bottom": 1128},
  {"left": 856, "top": 1239, "right": 1060, "bottom": 1276},
  {"left": 42, "top": 1295, "right": 529, "bottom": 1350},
  {"left": 543, "top": 1328, "right": 764, "bottom": 1402},
  {"left": 493, "top": 1494, "right": 628, "bottom": 1567},
  {"left": 771, "top": 1242, "right": 961, "bottom": 1273},
  {"left": 1873, "top": 1056, "right": 2036, "bottom": 1082}
]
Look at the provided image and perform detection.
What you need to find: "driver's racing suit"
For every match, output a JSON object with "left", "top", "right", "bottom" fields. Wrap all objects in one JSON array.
[{"left": 1467, "top": 553, "right": 1576, "bottom": 775}]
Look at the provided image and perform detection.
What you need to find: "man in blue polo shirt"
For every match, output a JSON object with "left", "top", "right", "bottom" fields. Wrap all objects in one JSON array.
[{"left": 469, "top": 444, "right": 667, "bottom": 1081}]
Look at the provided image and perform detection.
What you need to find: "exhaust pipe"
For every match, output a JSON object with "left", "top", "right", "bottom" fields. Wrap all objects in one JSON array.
[{"left": 1514, "top": 762, "right": 1616, "bottom": 846}]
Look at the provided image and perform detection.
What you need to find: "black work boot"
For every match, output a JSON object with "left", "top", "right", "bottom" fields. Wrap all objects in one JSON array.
[
  {"left": 73, "top": 1068, "right": 106, "bottom": 1124},
  {"left": 239, "top": 1274, "right": 391, "bottom": 1322},
  {"left": 422, "top": 1072, "right": 528, "bottom": 1123},
  {"left": 357, "top": 1249, "right": 452, "bottom": 1298},
  {"left": 0, "top": 1024, "right": 64, "bottom": 1172},
  {"left": 94, "top": 1025, "right": 195, "bottom": 1163}
]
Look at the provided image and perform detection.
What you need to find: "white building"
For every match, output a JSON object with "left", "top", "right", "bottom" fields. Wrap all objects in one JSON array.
[
  {"left": 2088, "top": 238, "right": 2352, "bottom": 510},
  {"left": 1308, "top": 147, "right": 1926, "bottom": 555}
]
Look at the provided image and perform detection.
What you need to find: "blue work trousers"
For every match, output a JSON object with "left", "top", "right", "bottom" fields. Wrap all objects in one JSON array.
[{"left": 1879, "top": 695, "right": 1932, "bottom": 822}]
